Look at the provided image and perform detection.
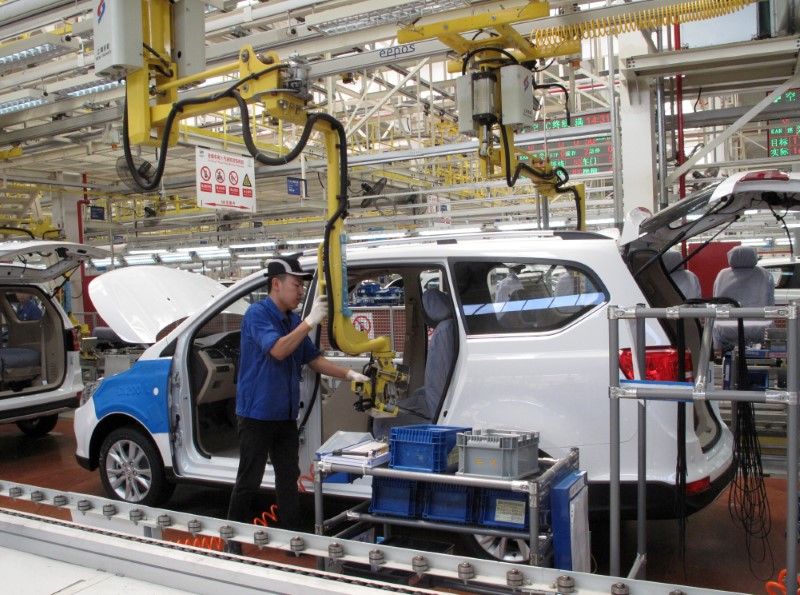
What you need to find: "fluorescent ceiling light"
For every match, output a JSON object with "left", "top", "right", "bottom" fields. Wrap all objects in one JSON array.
[
  {"left": 91, "top": 257, "right": 122, "bottom": 268},
  {"left": 285, "top": 237, "right": 323, "bottom": 246},
  {"left": 306, "top": 0, "right": 466, "bottom": 35},
  {"left": 740, "top": 238, "right": 767, "bottom": 246},
  {"left": 239, "top": 265, "right": 262, "bottom": 271},
  {"left": 233, "top": 251, "right": 273, "bottom": 258},
  {"left": 230, "top": 241, "right": 276, "bottom": 249},
  {"left": 158, "top": 253, "right": 193, "bottom": 263},
  {"left": 350, "top": 230, "right": 407, "bottom": 241},
  {"left": 417, "top": 226, "right": 482, "bottom": 236},
  {"left": 496, "top": 222, "right": 540, "bottom": 231},
  {"left": 0, "top": 88, "right": 50, "bottom": 114},
  {"left": 196, "top": 250, "right": 231, "bottom": 260},
  {"left": 178, "top": 245, "right": 224, "bottom": 253},
  {"left": 65, "top": 79, "right": 123, "bottom": 97},
  {"left": 0, "top": 33, "right": 78, "bottom": 73},
  {"left": 122, "top": 255, "right": 155, "bottom": 265},
  {"left": 128, "top": 248, "right": 168, "bottom": 255}
]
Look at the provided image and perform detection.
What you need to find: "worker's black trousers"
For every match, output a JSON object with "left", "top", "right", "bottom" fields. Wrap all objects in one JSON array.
[{"left": 226, "top": 417, "right": 301, "bottom": 530}]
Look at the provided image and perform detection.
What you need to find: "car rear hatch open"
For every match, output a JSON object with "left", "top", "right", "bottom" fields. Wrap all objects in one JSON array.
[
  {"left": 0, "top": 240, "right": 108, "bottom": 284},
  {"left": 620, "top": 170, "right": 800, "bottom": 453}
]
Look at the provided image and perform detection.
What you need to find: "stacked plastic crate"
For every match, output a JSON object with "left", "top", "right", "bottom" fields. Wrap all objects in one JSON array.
[{"left": 369, "top": 425, "right": 470, "bottom": 519}]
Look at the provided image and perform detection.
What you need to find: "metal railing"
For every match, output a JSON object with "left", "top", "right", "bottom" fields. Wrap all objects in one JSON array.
[{"left": 607, "top": 302, "right": 798, "bottom": 588}]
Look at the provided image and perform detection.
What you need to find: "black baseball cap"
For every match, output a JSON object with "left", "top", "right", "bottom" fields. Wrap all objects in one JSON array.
[{"left": 266, "top": 258, "right": 313, "bottom": 280}]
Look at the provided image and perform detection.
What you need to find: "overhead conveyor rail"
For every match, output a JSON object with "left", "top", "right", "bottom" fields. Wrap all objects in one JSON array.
[
  {"left": 607, "top": 302, "right": 799, "bottom": 590},
  {"left": 0, "top": 480, "right": 747, "bottom": 594}
]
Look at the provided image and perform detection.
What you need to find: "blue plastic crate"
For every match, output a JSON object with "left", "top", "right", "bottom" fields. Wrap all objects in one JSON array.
[
  {"left": 422, "top": 483, "right": 475, "bottom": 524},
  {"left": 389, "top": 424, "right": 471, "bottom": 473},
  {"left": 478, "top": 488, "right": 529, "bottom": 530},
  {"left": 369, "top": 477, "right": 424, "bottom": 518}
]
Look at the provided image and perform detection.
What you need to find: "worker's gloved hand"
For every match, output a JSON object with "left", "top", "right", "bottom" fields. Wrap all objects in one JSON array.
[
  {"left": 346, "top": 370, "right": 370, "bottom": 383},
  {"left": 304, "top": 295, "right": 328, "bottom": 330}
]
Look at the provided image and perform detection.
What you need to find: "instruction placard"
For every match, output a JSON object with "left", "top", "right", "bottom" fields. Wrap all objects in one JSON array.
[{"left": 196, "top": 147, "right": 256, "bottom": 212}]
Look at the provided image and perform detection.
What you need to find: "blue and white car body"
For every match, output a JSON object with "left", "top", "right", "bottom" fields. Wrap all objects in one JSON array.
[{"left": 74, "top": 170, "right": 800, "bottom": 562}]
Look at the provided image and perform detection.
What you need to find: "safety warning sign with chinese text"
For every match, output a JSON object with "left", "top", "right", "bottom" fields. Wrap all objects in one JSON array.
[{"left": 196, "top": 147, "right": 256, "bottom": 212}]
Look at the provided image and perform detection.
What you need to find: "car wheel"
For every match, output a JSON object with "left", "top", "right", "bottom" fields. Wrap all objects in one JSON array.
[
  {"left": 463, "top": 533, "right": 531, "bottom": 563},
  {"left": 16, "top": 414, "right": 59, "bottom": 438},
  {"left": 99, "top": 427, "right": 174, "bottom": 506}
]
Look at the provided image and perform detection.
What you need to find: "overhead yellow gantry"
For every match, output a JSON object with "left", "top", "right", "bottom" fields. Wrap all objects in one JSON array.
[{"left": 399, "top": 0, "right": 586, "bottom": 229}]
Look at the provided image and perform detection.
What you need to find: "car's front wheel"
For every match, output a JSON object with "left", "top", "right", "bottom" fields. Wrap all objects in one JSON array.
[
  {"left": 99, "top": 427, "right": 174, "bottom": 506},
  {"left": 16, "top": 414, "right": 59, "bottom": 438}
]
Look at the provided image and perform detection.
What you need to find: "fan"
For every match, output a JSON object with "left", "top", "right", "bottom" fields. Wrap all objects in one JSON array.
[
  {"left": 115, "top": 155, "right": 157, "bottom": 192},
  {"left": 217, "top": 212, "right": 243, "bottom": 232},
  {"left": 359, "top": 177, "right": 388, "bottom": 208},
  {"left": 358, "top": 177, "right": 425, "bottom": 216}
]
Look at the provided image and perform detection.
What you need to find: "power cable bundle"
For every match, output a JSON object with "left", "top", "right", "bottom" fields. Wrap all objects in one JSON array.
[{"left": 728, "top": 318, "right": 774, "bottom": 580}]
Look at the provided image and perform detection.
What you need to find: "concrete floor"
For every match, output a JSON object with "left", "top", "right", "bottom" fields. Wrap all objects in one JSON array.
[{"left": 0, "top": 414, "right": 795, "bottom": 593}]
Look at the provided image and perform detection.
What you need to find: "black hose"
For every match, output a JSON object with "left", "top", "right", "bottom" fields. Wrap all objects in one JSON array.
[
  {"left": 122, "top": 62, "right": 287, "bottom": 192},
  {"left": 234, "top": 90, "right": 350, "bottom": 351},
  {"left": 498, "top": 122, "right": 583, "bottom": 230}
]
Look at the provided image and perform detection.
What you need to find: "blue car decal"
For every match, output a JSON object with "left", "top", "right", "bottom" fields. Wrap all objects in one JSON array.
[{"left": 92, "top": 359, "right": 171, "bottom": 433}]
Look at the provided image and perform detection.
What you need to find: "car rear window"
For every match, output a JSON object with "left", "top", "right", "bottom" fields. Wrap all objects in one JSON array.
[{"left": 454, "top": 261, "right": 607, "bottom": 335}]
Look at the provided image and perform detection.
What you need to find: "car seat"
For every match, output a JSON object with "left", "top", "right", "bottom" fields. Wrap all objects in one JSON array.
[
  {"left": 712, "top": 245, "right": 775, "bottom": 350},
  {"left": 662, "top": 251, "right": 702, "bottom": 300},
  {"left": 373, "top": 287, "right": 457, "bottom": 438}
]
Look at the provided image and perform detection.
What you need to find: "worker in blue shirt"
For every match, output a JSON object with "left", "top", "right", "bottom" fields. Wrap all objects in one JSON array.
[
  {"left": 15, "top": 293, "right": 42, "bottom": 321},
  {"left": 226, "top": 257, "right": 369, "bottom": 545}
]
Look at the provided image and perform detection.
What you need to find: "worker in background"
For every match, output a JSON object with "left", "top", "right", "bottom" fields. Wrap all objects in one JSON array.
[
  {"left": 226, "top": 257, "right": 369, "bottom": 550},
  {"left": 15, "top": 292, "right": 42, "bottom": 321}
]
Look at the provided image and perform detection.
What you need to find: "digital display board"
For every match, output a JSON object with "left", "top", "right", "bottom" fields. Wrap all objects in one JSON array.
[
  {"left": 767, "top": 89, "right": 799, "bottom": 159},
  {"left": 522, "top": 112, "right": 614, "bottom": 176}
]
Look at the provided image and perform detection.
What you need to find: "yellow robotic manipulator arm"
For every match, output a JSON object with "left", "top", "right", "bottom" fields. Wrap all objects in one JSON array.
[
  {"left": 314, "top": 121, "right": 409, "bottom": 417},
  {"left": 120, "top": 4, "right": 406, "bottom": 415}
]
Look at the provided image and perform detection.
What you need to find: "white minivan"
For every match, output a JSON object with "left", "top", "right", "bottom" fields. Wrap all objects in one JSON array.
[
  {"left": 0, "top": 240, "right": 107, "bottom": 436},
  {"left": 74, "top": 170, "right": 800, "bottom": 561}
]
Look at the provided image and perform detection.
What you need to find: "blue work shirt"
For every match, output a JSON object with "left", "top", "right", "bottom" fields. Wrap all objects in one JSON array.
[
  {"left": 17, "top": 300, "right": 42, "bottom": 321},
  {"left": 236, "top": 296, "right": 321, "bottom": 421}
]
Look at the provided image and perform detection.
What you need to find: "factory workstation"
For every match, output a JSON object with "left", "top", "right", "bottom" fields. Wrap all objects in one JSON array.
[{"left": 2, "top": 0, "right": 800, "bottom": 593}]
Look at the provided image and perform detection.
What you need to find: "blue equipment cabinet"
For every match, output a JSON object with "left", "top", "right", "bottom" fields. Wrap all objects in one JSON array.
[{"left": 551, "top": 470, "right": 590, "bottom": 572}]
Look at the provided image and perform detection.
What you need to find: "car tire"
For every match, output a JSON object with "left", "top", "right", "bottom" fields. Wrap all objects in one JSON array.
[
  {"left": 99, "top": 427, "right": 174, "bottom": 506},
  {"left": 16, "top": 414, "right": 59, "bottom": 438}
]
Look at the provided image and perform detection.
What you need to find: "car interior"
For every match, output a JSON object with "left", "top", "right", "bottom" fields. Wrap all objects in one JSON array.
[{"left": 0, "top": 288, "right": 66, "bottom": 397}]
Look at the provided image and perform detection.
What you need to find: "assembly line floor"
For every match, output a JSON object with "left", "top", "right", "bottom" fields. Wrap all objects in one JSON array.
[{"left": 0, "top": 415, "right": 793, "bottom": 593}]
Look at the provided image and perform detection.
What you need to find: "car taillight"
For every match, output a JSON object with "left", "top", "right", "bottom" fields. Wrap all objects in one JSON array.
[
  {"left": 70, "top": 327, "right": 81, "bottom": 351},
  {"left": 619, "top": 347, "right": 693, "bottom": 382},
  {"left": 740, "top": 170, "right": 789, "bottom": 182},
  {"left": 686, "top": 476, "right": 711, "bottom": 495}
]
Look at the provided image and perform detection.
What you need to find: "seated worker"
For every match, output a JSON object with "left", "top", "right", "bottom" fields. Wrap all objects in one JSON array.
[
  {"left": 712, "top": 245, "right": 774, "bottom": 351},
  {"left": 15, "top": 292, "right": 42, "bottom": 321}
]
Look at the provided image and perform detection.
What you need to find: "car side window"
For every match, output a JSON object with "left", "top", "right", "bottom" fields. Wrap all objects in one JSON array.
[{"left": 454, "top": 261, "right": 606, "bottom": 335}]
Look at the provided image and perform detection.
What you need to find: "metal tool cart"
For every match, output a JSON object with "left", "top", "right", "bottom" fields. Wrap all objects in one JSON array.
[
  {"left": 312, "top": 446, "right": 580, "bottom": 568},
  {"left": 607, "top": 302, "right": 800, "bottom": 589}
]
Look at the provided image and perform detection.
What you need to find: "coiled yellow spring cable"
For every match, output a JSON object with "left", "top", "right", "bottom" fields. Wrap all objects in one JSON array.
[{"left": 531, "top": 0, "right": 755, "bottom": 51}]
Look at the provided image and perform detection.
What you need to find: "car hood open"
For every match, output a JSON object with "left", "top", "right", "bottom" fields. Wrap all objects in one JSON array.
[
  {"left": 0, "top": 240, "right": 108, "bottom": 284},
  {"left": 89, "top": 265, "right": 235, "bottom": 344},
  {"left": 621, "top": 170, "right": 800, "bottom": 254}
]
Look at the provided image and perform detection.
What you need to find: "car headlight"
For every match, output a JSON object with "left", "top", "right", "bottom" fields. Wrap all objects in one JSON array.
[{"left": 79, "top": 379, "right": 102, "bottom": 407}]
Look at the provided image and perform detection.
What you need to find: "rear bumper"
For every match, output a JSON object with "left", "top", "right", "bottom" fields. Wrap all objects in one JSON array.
[{"left": 588, "top": 460, "right": 735, "bottom": 520}]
